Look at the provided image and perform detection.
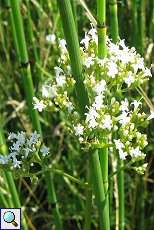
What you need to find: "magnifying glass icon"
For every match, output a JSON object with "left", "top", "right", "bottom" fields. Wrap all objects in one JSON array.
[{"left": 3, "top": 211, "right": 18, "bottom": 227}]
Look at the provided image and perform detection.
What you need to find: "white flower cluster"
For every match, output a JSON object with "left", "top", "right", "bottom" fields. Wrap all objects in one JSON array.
[
  {"left": 0, "top": 131, "right": 49, "bottom": 173},
  {"left": 33, "top": 26, "right": 152, "bottom": 173}
]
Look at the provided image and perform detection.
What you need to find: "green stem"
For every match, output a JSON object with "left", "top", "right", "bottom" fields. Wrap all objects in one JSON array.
[
  {"left": 99, "top": 140, "right": 110, "bottom": 229},
  {"left": 97, "top": 0, "right": 107, "bottom": 57},
  {"left": 118, "top": 160, "right": 124, "bottom": 230},
  {"left": 45, "top": 172, "right": 63, "bottom": 230},
  {"left": 9, "top": 1, "right": 62, "bottom": 229},
  {"left": 84, "top": 165, "right": 92, "bottom": 230},
  {"left": 109, "top": 0, "right": 119, "bottom": 43},
  {"left": 90, "top": 150, "right": 110, "bottom": 230}
]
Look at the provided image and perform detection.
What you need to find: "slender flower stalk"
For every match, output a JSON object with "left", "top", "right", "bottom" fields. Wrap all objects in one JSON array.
[
  {"left": 57, "top": 1, "right": 109, "bottom": 229},
  {"left": 84, "top": 165, "right": 92, "bottom": 230},
  {"left": 9, "top": 1, "right": 62, "bottom": 229}
]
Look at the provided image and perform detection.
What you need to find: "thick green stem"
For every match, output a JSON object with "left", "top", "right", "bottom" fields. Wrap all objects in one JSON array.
[
  {"left": 97, "top": 0, "right": 107, "bottom": 57},
  {"left": 10, "top": 0, "right": 42, "bottom": 134},
  {"left": 99, "top": 141, "right": 110, "bottom": 229},
  {"left": 9, "top": 1, "right": 62, "bottom": 229},
  {"left": 109, "top": 0, "right": 119, "bottom": 43},
  {"left": 57, "top": 1, "right": 109, "bottom": 229},
  {"left": 90, "top": 150, "right": 110, "bottom": 230}
]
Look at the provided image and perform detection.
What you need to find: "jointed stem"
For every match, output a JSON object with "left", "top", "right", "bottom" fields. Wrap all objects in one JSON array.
[
  {"left": 9, "top": 1, "right": 62, "bottom": 229},
  {"left": 97, "top": 0, "right": 107, "bottom": 57}
]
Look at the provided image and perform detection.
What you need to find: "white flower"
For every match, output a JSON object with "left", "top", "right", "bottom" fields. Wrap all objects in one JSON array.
[
  {"left": 148, "top": 111, "right": 154, "bottom": 120},
  {"left": 24, "top": 147, "right": 32, "bottom": 158},
  {"left": 114, "top": 139, "right": 124, "bottom": 150},
  {"left": 117, "top": 112, "right": 130, "bottom": 125},
  {"left": 66, "top": 101, "right": 74, "bottom": 113},
  {"left": 13, "top": 159, "right": 21, "bottom": 168},
  {"left": 74, "top": 124, "right": 84, "bottom": 136},
  {"left": 84, "top": 57, "right": 94, "bottom": 68},
  {"left": 119, "top": 39, "right": 127, "bottom": 49},
  {"left": 136, "top": 58, "right": 145, "bottom": 70},
  {"left": 124, "top": 71, "right": 135, "bottom": 87},
  {"left": 27, "top": 131, "right": 40, "bottom": 146},
  {"left": 33, "top": 97, "right": 46, "bottom": 112},
  {"left": 85, "top": 107, "right": 99, "bottom": 123},
  {"left": 144, "top": 67, "right": 152, "bottom": 77},
  {"left": 40, "top": 146, "right": 49, "bottom": 156},
  {"left": 42, "top": 85, "right": 57, "bottom": 98},
  {"left": 88, "top": 27, "right": 97, "bottom": 41},
  {"left": 80, "top": 33, "right": 90, "bottom": 49},
  {"left": 131, "top": 100, "right": 142, "bottom": 110},
  {"left": 11, "top": 142, "right": 21, "bottom": 152},
  {"left": 120, "top": 98, "right": 129, "bottom": 112},
  {"left": 0, "top": 155, "right": 9, "bottom": 164},
  {"left": 59, "top": 39, "right": 67, "bottom": 52},
  {"left": 54, "top": 66, "right": 63, "bottom": 76},
  {"left": 56, "top": 75, "right": 66, "bottom": 86},
  {"left": 102, "top": 115, "right": 112, "bottom": 130},
  {"left": 119, "top": 150, "right": 128, "bottom": 160},
  {"left": 107, "top": 61, "right": 118, "bottom": 78},
  {"left": 94, "top": 80, "right": 106, "bottom": 95},
  {"left": 88, "top": 118, "right": 98, "bottom": 128},
  {"left": 42, "top": 85, "right": 50, "bottom": 98},
  {"left": 92, "top": 95, "right": 104, "bottom": 110},
  {"left": 8, "top": 132, "right": 17, "bottom": 141},
  {"left": 46, "top": 34, "right": 56, "bottom": 43},
  {"left": 130, "top": 147, "right": 143, "bottom": 158}
]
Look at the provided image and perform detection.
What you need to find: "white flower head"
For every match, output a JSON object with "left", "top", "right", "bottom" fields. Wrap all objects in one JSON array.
[
  {"left": 120, "top": 98, "right": 129, "bottom": 112},
  {"left": 80, "top": 33, "right": 90, "bottom": 49},
  {"left": 148, "top": 111, "right": 154, "bottom": 120},
  {"left": 92, "top": 95, "right": 104, "bottom": 110},
  {"left": 94, "top": 80, "right": 106, "bottom": 95},
  {"left": 56, "top": 75, "right": 66, "bottom": 87},
  {"left": 33, "top": 97, "right": 46, "bottom": 112},
  {"left": 59, "top": 39, "right": 67, "bottom": 52},
  {"left": 131, "top": 100, "right": 142, "bottom": 110},
  {"left": 107, "top": 61, "right": 118, "bottom": 78},
  {"left": 102, "top": 115, "right": 112, "bottom": 130},
  {"left": 124, "top": 71, "right": 135, "bottom": 87},
  {"left": 46, "top": 34, "right": 56, "bottom": 44},
  {"left": 119, "top": 150, "right": 128, "bottom": 160},
  {"left": 117, "top": 112, "right": 130, "bottom": 125},
  {"left": 114, "top": 139, "right": 124, "bottom": 151},
  {"left": 40, "top": 146, "right": 49, "bottom": 156},
  {"left": 84, "top": 57, "right": 94, "bottom": 68},
  {"left": 74, "top": 124, "right": 84, "bottom": 136}
]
